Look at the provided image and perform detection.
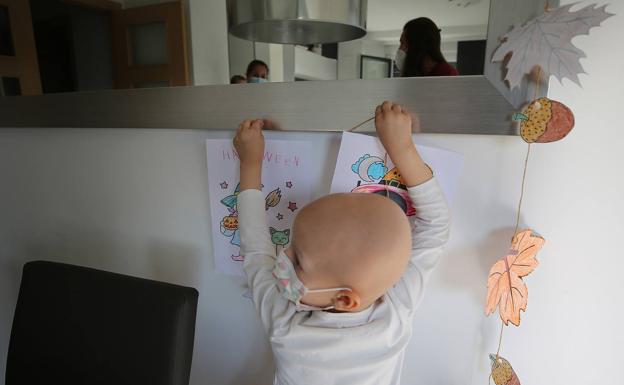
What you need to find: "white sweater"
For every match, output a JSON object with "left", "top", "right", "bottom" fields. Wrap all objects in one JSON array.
[{"left": 238, "top": 178, "right": 450, "bottom": 385}]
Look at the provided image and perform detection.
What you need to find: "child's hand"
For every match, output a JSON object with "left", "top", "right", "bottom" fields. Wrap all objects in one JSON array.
[
  {"left": 234, "top": 119, "right": 264, "bottom": 190},
  {"left": 374, "top": 101, "right": 414, "bottom": 159},
  {"left": 374, "top": 101, "right": 433, "bottom": 187},
  {"left": 234, "top": 119, "right": 265, "bottom": 167}
]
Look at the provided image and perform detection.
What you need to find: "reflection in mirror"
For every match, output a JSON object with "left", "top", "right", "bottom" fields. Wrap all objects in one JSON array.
[
  {"left": 4, "top": 0, "right": 490, "bottom": 96},
  {"left": 228, "top": 0, "right": 491, "bottom": 83},
  {"left": 1, "top": 77, "right": 21, "bottom": 96},
  {"left": 10, "top": 0, "right": 189, "bottom": 95},
  {"left": 0, "top": 5, "right": 16, "bottom": 56}
]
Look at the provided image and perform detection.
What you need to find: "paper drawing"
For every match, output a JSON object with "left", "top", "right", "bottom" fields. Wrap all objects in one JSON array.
[
  {"left": 265, "top": 188, "right": 282, "bottom": 210},
  {"left": 269, "top": 227, "right": 291, "bottom": 254},
  {"left": 492, "top": 3, "right": 614, "bottom": 89},
  {"left": 485, "top": 229, "right": 545, "bottom": 327},
  {"left": 330, "top": 132, "right": 463, "bottom": 209},
  {"left": 206, "top": 139, "right": 313, "bottom": 276}
]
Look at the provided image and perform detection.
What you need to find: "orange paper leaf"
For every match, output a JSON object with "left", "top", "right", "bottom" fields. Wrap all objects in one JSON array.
[{"left": 485, "top": 229, "right": 545, "bottom": 326}]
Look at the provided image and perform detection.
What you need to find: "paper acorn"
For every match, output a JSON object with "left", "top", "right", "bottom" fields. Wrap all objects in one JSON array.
[
  {"left": 489, "top": 354, "right": 521, "bottom": 385},
  {"left": 513, "top": 97, "right": 575, "bottom": 143}
]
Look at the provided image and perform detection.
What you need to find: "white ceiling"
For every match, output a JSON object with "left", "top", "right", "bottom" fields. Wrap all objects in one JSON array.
[{"left": 367, "top": 0, "right": 491, "bottom": 32}]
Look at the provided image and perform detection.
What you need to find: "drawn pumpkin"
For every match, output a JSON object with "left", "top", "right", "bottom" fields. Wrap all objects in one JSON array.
[
  {"left": 221, "top": 215, "right": 239, "bottom": 231},
  {"left": 514, "top": 97, "right": 575, "bottom": 143}
]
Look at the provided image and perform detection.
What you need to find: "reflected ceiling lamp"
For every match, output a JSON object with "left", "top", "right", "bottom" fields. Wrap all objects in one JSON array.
[{"left": 226, "top": 0, "right": 367, "bottom": 45}]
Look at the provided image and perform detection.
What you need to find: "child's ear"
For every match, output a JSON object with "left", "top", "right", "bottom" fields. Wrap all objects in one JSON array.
[
  {"left": 269, "top": 227, "right": 276, "bottom": 235},
  {"left": 333, "top": 291, "right": 361, "bottom": 312}
]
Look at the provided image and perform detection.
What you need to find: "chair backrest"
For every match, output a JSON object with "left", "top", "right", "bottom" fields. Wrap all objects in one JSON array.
[{"left": 6, "top": 260, "right": 199, "bottom": 385}]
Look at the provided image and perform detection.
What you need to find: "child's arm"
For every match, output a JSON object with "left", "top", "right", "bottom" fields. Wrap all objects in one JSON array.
[
  {"left": 234, "top": 120, "right": 294, "bottom": 334},
  {"left": 375, "top": 101, "right": 451, "bottom": 311}
]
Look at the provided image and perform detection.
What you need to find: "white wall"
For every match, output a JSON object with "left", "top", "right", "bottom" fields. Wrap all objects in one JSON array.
[
  {"left": 227, "top": 34, "right": 254, "bottom": 80},
  {"left": 338, "top": 38, "right": 387, "bottom": 79},
  {"left": 187, "top": 0, "right": 229, "bottom": 85},
  {"left": 294, "top": 46, "right": 337, "bottom": 80},
  {"left": 1, "top": 1, "right": 622, "bottom": 384}
]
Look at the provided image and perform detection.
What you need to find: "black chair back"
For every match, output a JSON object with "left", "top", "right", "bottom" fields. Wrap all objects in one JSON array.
[{"left": 6, "top": 261, "right": 198, "bottom": 385}]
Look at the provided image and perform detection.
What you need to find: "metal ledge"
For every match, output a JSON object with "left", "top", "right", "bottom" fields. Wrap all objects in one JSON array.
[{"left": 0, "top": 76, "right": 516, "bottom": 135}]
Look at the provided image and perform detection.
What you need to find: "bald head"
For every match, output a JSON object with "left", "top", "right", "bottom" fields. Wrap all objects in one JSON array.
[{"left": 289, "top": 192, "right": 412, "bottom": 311}]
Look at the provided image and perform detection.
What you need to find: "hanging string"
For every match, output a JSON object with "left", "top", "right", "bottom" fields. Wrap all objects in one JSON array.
[
  {"left": 489, "top": 64, "right": 545, "bottom": 385},
  {"left": 513, "top": 144, "right": 532, "bottom": 237},
  {"left": 347, "top": 115, "right": 375, "bottom": 132}
]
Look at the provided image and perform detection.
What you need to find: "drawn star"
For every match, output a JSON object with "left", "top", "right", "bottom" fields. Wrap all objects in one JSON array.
[
  {"left": 288, "top": 202, "right": 298, "bottom": 212},
  {"left": 220, "top": 181, "right": 228, "bottom": 189},
  {"left": 276, "top": 213, "right": 284, "bottom": 220},
  {"left": 285, "top": 181, "right": 293, "bottom": 188}
]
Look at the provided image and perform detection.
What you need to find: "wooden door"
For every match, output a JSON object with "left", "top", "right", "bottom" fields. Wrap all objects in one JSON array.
[
  {"left": 0, "top": 0, "right": 42, "bottom": 95},
  {"left": 111, "top": 1, "right": 189, "bottom": 89}
]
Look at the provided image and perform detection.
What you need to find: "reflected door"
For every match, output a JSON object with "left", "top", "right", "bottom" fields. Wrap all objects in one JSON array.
[
  {"left": 111, "top": 1, "right": 189, "bottom": 89},
  {"left": 0, "top": 0, "right": 42, "bottom": 96}
]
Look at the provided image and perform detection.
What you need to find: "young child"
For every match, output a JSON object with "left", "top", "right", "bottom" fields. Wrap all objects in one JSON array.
[{"left": 234, "top": 101, "right": 450, "bottom": 385}]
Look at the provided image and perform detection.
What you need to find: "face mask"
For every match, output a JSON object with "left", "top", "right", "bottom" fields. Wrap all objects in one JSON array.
[
  {"left": 394, "top": 48, "right": 406, "bottom": 73},
  {"left": 248, "top": 76, "right": 268, "bottom": 84},
  {"left": 272, "top": 250, "right": 351, "bottom": 311}
]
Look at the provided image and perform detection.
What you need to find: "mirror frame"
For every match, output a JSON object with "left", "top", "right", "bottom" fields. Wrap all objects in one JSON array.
[{"left": 0, "top": 0, "right": 557, "bottom": 134}]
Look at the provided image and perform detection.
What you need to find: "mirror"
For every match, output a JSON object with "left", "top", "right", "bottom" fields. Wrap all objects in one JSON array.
[
  {"left": 0, "top": 0, "right": 553, "bottom": 134},
  {"left": 228, "top": 0, "right": 491, "bottom": 83},
  {"left": 0, "top": 0, "right": 490, "bottom": 97}
]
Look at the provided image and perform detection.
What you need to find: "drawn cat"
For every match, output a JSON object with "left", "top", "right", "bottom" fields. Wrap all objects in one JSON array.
[{"left": 269, "top": 227, "right": 290, "bottom": 254}]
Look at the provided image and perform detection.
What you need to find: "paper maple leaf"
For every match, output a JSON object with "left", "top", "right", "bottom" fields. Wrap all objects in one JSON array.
[
  {"left": 492, "top": 3, "right": 614, "bottom": 90},
  {"left": 485, "top": 230, "right": 545, "bottom": 326}
]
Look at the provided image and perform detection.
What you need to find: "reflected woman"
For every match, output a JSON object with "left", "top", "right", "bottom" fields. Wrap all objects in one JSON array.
[
  {"left": 246, "top": 60, "right": 270, "bottom": 83},
  {"left": 395, "top": 17, "right": 459, "bottom": 77}
]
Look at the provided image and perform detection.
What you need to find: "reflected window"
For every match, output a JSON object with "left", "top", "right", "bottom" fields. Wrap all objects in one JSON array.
[
  {"left": 129, "top": 22, "right": 168, "bottom": 66},
  {"left": 0, "top": 5, "right": 15, "bottom": 56}
]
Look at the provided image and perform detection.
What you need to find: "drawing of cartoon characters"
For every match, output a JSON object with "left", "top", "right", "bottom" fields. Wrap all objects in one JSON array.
[
  {"left": 220, "top": 211, "right": 241, "bottom": 246},
  {"left": 351, "top": 157, "right": 415, "bottom": 216},
  {"left": 351, "top": 154, "right": 387, "bottom": 182},
  {"left": 265, "top": 188, "right": 282, "bottom": 210},
  {"left": 220, "top": 183, "right": 240, "bottom": 209},
  {"left": 269, "top": 227, "right": 290, "bottom": 254},
  {"left": 219, "top": 183, "right": 242, "bottom": 248}
]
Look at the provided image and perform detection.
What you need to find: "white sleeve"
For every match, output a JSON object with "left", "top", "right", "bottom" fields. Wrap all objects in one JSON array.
[
  {"left": 237, "top": 189, "right": 295, "bottom": 335},
  {"left": 387, "top": 177, "right": 451, "bottom": 313}
]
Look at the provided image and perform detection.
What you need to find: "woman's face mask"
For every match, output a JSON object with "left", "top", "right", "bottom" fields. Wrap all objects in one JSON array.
[
  {"left": 394, "top": 48, "right": 407, "bottom": 73},
  {"left": 248, "top": 76, "right": 268, "bottom": 84},
  {"left": 272, "top": 250, "right": 351, "bottom": 311}
]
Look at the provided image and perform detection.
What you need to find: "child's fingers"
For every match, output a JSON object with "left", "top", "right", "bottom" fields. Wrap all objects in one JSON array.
[
  {"left": 391, "top": 103, "right": 404, "bottom": 113},
  {"left": 375, "top": 104, "right": 382, "bottom": 116},
  {"left": 381, "top": 100, "right": 393, "bottom": 112},
  {"left": 250, "top": 119, "right": 264, "bottom": 131},
  {"left": 238, "top": 119, "right": 252, "bottom": 132}
]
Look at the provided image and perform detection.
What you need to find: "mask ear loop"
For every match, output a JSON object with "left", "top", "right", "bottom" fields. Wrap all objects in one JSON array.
[{"left": 305, "top": 287, "right": 353, "bottom": 310}]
